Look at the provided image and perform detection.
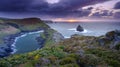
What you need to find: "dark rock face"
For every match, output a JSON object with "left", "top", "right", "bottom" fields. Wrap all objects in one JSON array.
[
  {"left": 36, "top": 37, "right": 46, "bottom": 48},
  {"left": 76, "top": 25, "right": 84, "bottom": 32},
  {"left": 99, "top": 30, "right": 120, "bottom": 49},
  {"left": 0, "top": 47, "right": 12, "bottom": 57}
]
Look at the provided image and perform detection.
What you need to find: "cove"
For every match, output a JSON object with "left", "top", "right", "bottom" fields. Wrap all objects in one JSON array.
[{"left": 11, "top": 30, "right": 44, "bottom": 54}]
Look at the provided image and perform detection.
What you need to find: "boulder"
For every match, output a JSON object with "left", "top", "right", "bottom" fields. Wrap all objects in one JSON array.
[
  {"left": 76, "top": 25, "right": 84, "bottom": 32},
  {"left": 99, "top": 30, "right": 120, "bottom": 49}
]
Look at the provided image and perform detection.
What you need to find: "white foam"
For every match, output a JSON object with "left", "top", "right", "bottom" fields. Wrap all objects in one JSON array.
[
  {"left": 64, "top": 36, "right": 70, "bottom": 38},
  {"left": 11, "top": 30, "right": 44, "bottom": 54},
  {"left": 68, "top": 28, "right": 92, "bottom": 33},
  {"left": 68, "top": 28, "right": 76, "bottom": 31}
]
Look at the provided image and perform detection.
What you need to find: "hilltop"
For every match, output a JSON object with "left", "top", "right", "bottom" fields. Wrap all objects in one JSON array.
[{"left": 0, "top": 17, "right": 64, "bottom": 57}]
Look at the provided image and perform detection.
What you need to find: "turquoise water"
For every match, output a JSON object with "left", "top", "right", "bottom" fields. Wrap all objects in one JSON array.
[{"left": 13, "top": 31, "right": 42, "bottom": 54}]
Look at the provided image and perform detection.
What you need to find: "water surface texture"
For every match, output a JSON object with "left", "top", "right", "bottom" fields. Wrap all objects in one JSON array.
[
  {"left": 47, "top": 22, "right": 120, "bottom": 38},
  {"left": 13, "top": 31, "right": 43, "bottom": 54}
]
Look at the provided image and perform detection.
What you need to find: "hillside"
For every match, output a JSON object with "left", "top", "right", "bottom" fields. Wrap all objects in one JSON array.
[
  {"left": 0, "top": 30, "right": 120, "bottom": 67},
  {"left": 0, "top": 18, "right": 54, "bottom": 57},
  {"left": 0, "top": 18, "right": 49, "bottom": 44}
]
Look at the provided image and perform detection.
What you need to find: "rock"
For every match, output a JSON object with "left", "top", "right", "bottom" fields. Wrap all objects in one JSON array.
[
  {"left": 99, "top": 30, "right": 120, "bottom": 49},
  {"left": 76, "top": 25, "right": 84, "bottom": 32},
  {"left": 36, "top": 37, "right": 45, "bottom": 48},
  {"left": 0, "top": 47, "right": 10, "bottom": 58},
  {"left": 52, "top": 32, "right": 64, "bottom": 43}
]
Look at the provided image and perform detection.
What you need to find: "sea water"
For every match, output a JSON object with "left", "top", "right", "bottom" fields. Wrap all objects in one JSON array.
[{"left": 47, "top": 22, "right": 120, "bottom": 38}]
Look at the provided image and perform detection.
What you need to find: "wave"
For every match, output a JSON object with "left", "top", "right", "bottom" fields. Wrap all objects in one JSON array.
[
  {"left": 64, "top": 36, "right": 70, "bottom": 38},
  {"left": 11, "top": 30, "right": 44, "bottom": 54},
  {"left": 68, "top": 28, "right": 92, "bottom": 33}
]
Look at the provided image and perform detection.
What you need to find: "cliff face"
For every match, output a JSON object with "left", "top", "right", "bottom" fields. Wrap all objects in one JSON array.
[
  {"left": 0, "top": 30, "right": 120, "bottom": 67},
  {"left": 99, "top": 30, "right": 120, "bottom": 49},
  {"left": 37, "top": 28, "right": 64, "bottom": 47},
  {"left": 0, "top": 18, "right": 51, "bottom": 57}
]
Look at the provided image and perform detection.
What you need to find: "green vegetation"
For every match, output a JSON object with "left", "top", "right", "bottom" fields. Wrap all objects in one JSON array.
[
  {"left": 40, "top": 28, "right": 57, "bottom": 46},
  {"left": 0, "top": 34, "right": 120, "bottom": 67},
  {"left": 115, "top": 43, "right": 120, "bottom": 50},
  {"left": 0, "top": 18, "right": 120, "bottom": 67},
  {"left": 0, "top": 18, "right": 49, "bottom": 45},
  {"left": 5, "top": 18, "right": 49, "bottom": 31}
]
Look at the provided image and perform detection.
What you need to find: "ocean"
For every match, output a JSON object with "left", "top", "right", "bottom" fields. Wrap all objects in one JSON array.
[{"left": 46, "top": 21, "right": 120, "bottom": 38}]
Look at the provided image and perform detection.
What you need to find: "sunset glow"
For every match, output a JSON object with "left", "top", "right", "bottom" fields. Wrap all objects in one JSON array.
[
  {"left": 53, "top": 18, "right": 80, "bottom": 22},
  {"left": 52, "top": 18, "right": 119, "bottom": 22},
  {"left": 68, "top": 19, "right": 78, "bottom": 22}
]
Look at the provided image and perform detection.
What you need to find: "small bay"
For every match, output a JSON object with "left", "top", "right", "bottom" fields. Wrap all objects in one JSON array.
[{"left": 12, "top": 31, "right": 43, "bottom": 54}]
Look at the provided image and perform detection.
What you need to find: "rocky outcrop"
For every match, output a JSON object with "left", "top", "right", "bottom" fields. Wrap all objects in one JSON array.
[
  {"left": 36, "top": 28, "right": 64, "bottom": 47},
  {"left": 0, "top": 47, "right": 12, "bottom": 57},
  {"left": 36, "top": 37, "right": 46, "bottom": 48},
  {"left": 99, "top": 30, "right": 120, "bottom": 49},
  {"left": 76, "top": 25, "right": 84, "bottom": 32},
  {"left": 52, "top": 32, "right": 64, "bottom": 43}
]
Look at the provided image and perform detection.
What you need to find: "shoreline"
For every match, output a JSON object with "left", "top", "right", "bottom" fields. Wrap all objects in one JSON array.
[
  {"left": 0, "top": 28, "right": 45, "bottom": 57},
  {"left": 11, "top": 30, "right": 44, "bottom": 54}
]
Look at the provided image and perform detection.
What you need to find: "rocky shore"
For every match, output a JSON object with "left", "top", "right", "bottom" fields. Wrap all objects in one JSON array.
[
  {"left": 0, "top": 27, "right": 64, "bottom": 58},
  {"left": 0, "top": 28, "right": 45, "bottom": 58}
]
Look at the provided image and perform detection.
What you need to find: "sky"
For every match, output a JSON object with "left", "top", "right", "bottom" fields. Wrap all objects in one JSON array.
[{"left": 0, "top": 0, "right": 120, "bottom": 20}]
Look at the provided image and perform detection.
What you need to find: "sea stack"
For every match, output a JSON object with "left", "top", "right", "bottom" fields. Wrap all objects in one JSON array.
[{"left": 76, "top": 25, "right": 84, "bottom": 32}]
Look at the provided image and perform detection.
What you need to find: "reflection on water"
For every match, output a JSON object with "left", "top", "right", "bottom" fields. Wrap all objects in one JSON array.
[{"left": 47, "top": 22, "right": 120, "bottom": 38}]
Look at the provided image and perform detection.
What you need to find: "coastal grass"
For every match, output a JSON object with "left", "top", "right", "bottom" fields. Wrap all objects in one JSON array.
[
  {"left": 0, "top": 34, "right": 120, "bottom": 67},
  {"left": 4, "top": 19, "right": 49, "bottom": 31},
  {"left": 0, "top": 18, "right": 49, "bottom": 45},
  {"left": 0, "top": 18, "right": 120, "bottom": 67}
]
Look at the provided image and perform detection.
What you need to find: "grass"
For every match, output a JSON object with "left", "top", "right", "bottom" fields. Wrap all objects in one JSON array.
[
  {"left": 0, "top": 34, "right": 120, "bottom": 67},
  {"left": 0, "top": 18, "right": 49, "bottom": 45},
  {"left": 0, "top": 18, "right": 120, "bottom": 67}
]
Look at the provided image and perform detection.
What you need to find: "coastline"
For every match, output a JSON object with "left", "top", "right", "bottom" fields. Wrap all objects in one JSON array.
[
  {"left": 11, "top": 30, "right": 44, "bottom": 54},
  {"left": 0, "top": 28, "right": 45, "bottom": 57}
]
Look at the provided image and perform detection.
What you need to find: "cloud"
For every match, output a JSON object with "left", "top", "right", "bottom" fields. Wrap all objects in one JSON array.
[
  {"left": 0, "top": 0, "right": 108, "bottom": 18},
  {"left": 89, "top": 7, "right": 114, "bottom": 18},
  {"left": 114, "top": 12, "right": 120, "bottom": 18},
  {"left": 0, "top": 0, "right": 32, "bottom": 12},
  {"left": 114, "top": 1, "right": 120, "bottom": 9}
]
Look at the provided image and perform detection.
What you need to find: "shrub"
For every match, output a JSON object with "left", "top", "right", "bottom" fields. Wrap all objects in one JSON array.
[
  {"left": 60, "top": 63, "right": 79, "bottom": 67},
  {"left": 34, "top": 54, "right": 41, "bottom": 60},
  {"left": 59, "top": 57, "right": 76, "bottom": 65},
  {"left": 115, "top": 43, "right": 120, "bottom": 50}
]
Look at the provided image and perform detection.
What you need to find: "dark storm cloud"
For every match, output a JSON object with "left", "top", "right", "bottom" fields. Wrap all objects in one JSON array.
[
  {"left": 0, "top": 0, "right": 108, "bottom": 17},
  {"left": 0, "top": 0, "right": 32, "bottom": 12},
  {"left": 0, "top": 0, "right": 48, "bottom": 12},
  {"left": 114, "top": 1, "right": 120, "bottom": 9}
]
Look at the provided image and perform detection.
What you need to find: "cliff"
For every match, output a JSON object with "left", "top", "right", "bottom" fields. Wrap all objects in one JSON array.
[
  {"left": 0, "top": 18, "right": 51, "bottom": 57},
  {"left": 0, "top": 30, "right": 120, "bottom": 67}
]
